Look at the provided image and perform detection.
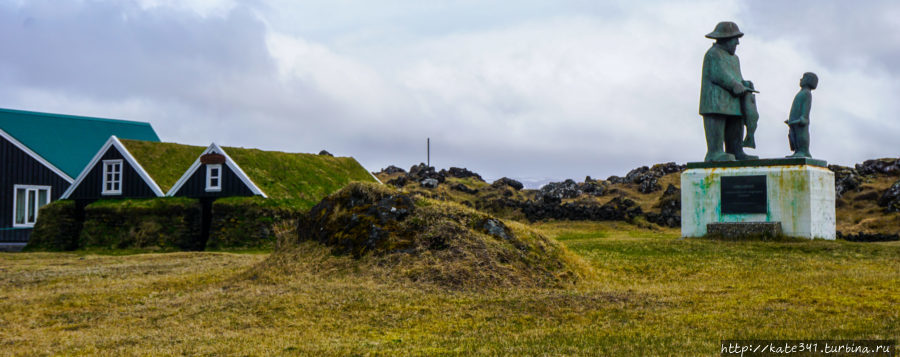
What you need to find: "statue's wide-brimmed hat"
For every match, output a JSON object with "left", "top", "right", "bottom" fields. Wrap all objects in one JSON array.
[{"left": 705, "top": 21, "right": 744, "bottom": 39}]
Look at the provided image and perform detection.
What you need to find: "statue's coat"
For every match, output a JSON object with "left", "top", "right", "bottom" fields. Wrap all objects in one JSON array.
[{"left": 699, "top": 44, "right": 744, "bottom": 116}]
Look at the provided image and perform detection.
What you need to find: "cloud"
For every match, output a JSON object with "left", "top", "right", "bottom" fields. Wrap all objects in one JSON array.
[{"left": 0, "top": 0, "right": 897, "bottom": 187}]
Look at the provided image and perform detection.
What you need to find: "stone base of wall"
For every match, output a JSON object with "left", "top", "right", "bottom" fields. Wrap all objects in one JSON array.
[{"left": 707, "top": 222, "right": 783, "bottom": 238}]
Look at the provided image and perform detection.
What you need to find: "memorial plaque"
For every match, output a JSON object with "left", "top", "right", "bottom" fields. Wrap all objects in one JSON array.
[{"left": 721, "top": 175, "right": 767, "bottom": 214}]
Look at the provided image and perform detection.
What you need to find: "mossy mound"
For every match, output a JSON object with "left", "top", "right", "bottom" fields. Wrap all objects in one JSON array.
[
  {"left": 26, "top": 200, "right": 81, "bottom": 251},
  {"left": 281, "top": 182, "right": 592, "bottom": 289}
]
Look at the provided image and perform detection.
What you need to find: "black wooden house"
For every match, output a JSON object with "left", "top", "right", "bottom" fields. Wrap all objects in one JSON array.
[
  {"left": 167, "top": 143, "right": 266, "bottom": 199},
  {"left": 61, "top": 137, "right": 205, "bottom": 201},
  {"left": 0, "top": 108, "right": 159, "bottom": 246},
  {"left": 0, "top": 128, "right": 72, "bottom": 243}
]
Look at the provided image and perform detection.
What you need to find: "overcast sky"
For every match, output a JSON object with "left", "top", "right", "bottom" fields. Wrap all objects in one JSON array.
[{"left": 2, "top": 0, "right": 898, "bottom": 187}]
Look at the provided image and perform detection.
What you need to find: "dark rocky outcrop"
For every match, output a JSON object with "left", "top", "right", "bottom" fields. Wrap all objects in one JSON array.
[
  {"left": 829, "top": 165, "right": 862, "bottom": 198},
  {"left": 878, "top": 179, "right": 900, "bottom": 213},
  {"left": 638, "top": 178, "right": 661, "bottom": 194},
  {"left": 606, "top": 175, "right": 626, "bottom": 184},
  {"left": 292, "top": 182, "right": 590, "bottom": 289},
  {"left": 613, "top": 162, "right": 685, "bottom": 194},
  {"left": 492, "top": 177, "right": 524, "bottom": 191},
  {"left": 409, "top": 163, "right": 446, "bottom": 183},
  {"left": 540, "top": 179, "right": 582, "bottom": 200},
  {"left": 420, "top": 178, "right": 439, "bottom": 189},
  {"left": 300, "top": 183, "right": 416, "bottom": 257},
  {"left": 646, "top": 184, "right": 681, "bottom": 228},
  {"left": 386, "top": 176, "right": 408, "bottom": 188},
  {"left": 440, "top": 167, "right": 485, "bottom": 182},
  {"left": 521, "top": 196, "right": 643, "bottom": 222},
  {"left": 855, "top": 159, "right": 900, "bottom": 176},
  {"left": 451, "top": 183, "right": 479, "bottom": 195},
  {"left": 379, "top": 165, "right": 407, "bottom": 175},
  {"left": 651, "top": 162, "right": 687, "bottom": 175},
  {"left": 318, "top": 150, "right": 333, "bottom": 157},
  {"left": 538, "top": 179, "right": 607, "bottom": 201}
]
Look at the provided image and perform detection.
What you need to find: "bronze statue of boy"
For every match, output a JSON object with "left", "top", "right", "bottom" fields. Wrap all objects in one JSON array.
[
  {"left": 785, "top": 72, "right": 818, "bottom": 158},
  {"left": 699, "top": 21, "right": 759, "bottom": 162}
]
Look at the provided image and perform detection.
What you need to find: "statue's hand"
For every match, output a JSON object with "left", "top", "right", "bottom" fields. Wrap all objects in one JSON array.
[
  {"left": 743, "top": 80, "right": 754, "bottom": 90},
  {"left": 731, "top": 82, "right": 747, "bottom": 96}
]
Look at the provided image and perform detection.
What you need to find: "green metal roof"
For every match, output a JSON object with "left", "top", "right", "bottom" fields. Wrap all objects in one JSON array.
[{"left": 0, "top": 107, "right": 160, "bottom": 178}]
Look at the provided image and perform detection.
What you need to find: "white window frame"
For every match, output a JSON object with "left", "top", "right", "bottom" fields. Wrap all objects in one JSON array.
[
  {"left": 102, "top": 159, "right": 123, "bottom": 195},
  {"left": 12, "top": 184, "right": 51, "bottom": 228},
  {"left": 206, "top": 164, "right": 222, "bottom": 192}
]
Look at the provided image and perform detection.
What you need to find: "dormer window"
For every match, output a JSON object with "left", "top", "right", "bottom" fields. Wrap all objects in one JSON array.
[
  {"left": 102, "top": 159, "right": 122, "bottom": 195},
  {"left": 206, "top": 164, "right": 222, "bottom": 192}
]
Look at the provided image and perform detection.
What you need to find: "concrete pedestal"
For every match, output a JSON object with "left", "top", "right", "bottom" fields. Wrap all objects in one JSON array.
[{"left": 681, "top": 158, "right": 835, "bottom": 239}]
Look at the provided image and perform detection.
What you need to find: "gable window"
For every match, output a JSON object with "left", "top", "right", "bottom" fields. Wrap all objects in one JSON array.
[
  {"left": 102, "top": 159, "right": 123, "bottom": 195},
  {"left": 206, "top": 164, "right": 222, "bottom": 192},
  {"left": 13, "top": 185, "right": 51, "bottom": 227}
]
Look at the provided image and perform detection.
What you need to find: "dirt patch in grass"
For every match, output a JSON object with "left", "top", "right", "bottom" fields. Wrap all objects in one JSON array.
[{"left": 256, "top": 182, "right": 593, "bottom": 290}]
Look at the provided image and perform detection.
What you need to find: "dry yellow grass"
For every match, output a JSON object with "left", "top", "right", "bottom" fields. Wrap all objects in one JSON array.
[
  {"left": 1, "top": 222, "right": 897, "bottom": 355},
  {"left": 836, "top": 176, "right": 900, "bottom": 235}
]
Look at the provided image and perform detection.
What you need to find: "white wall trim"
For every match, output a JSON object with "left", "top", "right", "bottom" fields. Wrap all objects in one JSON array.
[
  {"left": 0, "top": 128, "right": 74, "bottom": 183},
  {"left": 167, "top": 143, "right": 267, "bottom": 198}
]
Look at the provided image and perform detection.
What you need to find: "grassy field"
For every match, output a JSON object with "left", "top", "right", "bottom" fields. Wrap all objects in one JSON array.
[{"left": 1, "top": 222, "right": 897, "bottom": 355}]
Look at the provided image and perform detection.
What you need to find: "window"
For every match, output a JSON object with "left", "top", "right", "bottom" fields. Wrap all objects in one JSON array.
[
  {"left": 13, "top": 185, "right": 51, "bottom": 227},
  {"left": 206, "top": 164, "right": 222, "bottom": 192},
  {"left": 102, "top": 159, "right": 123, "bottom": 195}
]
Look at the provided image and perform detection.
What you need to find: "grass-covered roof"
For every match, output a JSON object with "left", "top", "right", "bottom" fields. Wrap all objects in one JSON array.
[
  {"left": 223, "top": 146, "right": 377, "bottom": 205},
  {"left": 121, "top": 139, "right": 378, "bottom": 205},
  {"left": 120, "top": 140, "right": 206, "bottom": 192}
]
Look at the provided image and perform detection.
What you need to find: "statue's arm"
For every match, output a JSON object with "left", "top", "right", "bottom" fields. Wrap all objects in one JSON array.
[
  {"left": 705, "top": 52, "right": 744, "bottom": 95},
  {"left": 800, "top": 95, "right": 811, "bottom": 125},
  {"left": 786, "top": 92, "right": 811, "bottom": 125}
]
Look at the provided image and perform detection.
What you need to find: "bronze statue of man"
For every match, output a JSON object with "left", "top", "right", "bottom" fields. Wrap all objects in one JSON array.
[{"left": 699, "top": 21, "right": 759, "bottom": 162}]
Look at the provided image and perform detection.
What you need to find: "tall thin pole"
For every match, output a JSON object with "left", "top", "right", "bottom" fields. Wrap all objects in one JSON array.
[{"left": 427, "top": 137, "right": 430, "bottom": 167}]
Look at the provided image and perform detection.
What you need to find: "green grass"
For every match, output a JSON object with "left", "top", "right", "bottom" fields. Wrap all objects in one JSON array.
[
  {"left": 122, "top": 139, "right": 378, "bottom": 204},
  {"left": 225, "top": 146, "right": 377, "bottom": 204},
  {"left": 1, "top": 222, "right": 897, "bottom": 355},
  {"left": 120, "top": 140, "right": 206, "bottom": 192}
]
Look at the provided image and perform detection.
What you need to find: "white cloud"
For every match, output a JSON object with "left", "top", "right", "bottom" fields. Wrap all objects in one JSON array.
[{"left": 0, "top": 0, "right": 897, "bottom": 185}]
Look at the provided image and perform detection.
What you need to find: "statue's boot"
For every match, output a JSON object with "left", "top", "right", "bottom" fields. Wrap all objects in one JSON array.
[
  {"left": 787, "top": 151, "right": 812, "bottom": 159},
  {"left": 705, "top": 151, "right": 736, "bottom": 162},
  {"left": 734, "top": 152, "right": 759, "bottom": 160}
]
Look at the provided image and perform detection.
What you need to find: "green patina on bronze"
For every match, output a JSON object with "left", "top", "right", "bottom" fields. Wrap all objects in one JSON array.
[
  {"left": 785, "top": 72, "right": 818, "bottom": 158},
  {"left": 686, "top": 157, "right": 827, "bottom": 169},
  {"left": 699, "top": 21, "right": 759, "bottom": 162}
]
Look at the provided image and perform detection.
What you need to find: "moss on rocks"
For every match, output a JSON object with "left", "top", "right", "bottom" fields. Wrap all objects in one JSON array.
[{"left": 288, "top": 182, "right": 592, "bottom": 289}]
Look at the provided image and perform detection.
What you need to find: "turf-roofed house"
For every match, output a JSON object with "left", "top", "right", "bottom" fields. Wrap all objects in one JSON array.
[
  {"left": 61, "top": 137, "right": 204, "bottom": 201},
  {"left": 0, "top": 108, "right": 159, "bottom": 247},
  {"left": 163, "top": 142, "right": 381, "bottom": 249},
  {"left": 39, "top": 139, "right": 380, "bottom": 251},
  {"left": 167, "top": 142, "right": 381, "bottom": 205}
]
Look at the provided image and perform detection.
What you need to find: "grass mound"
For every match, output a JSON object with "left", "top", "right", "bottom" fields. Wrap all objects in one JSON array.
[{"left": 268, "top": 182, "right": 592, "bottom": 289}]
